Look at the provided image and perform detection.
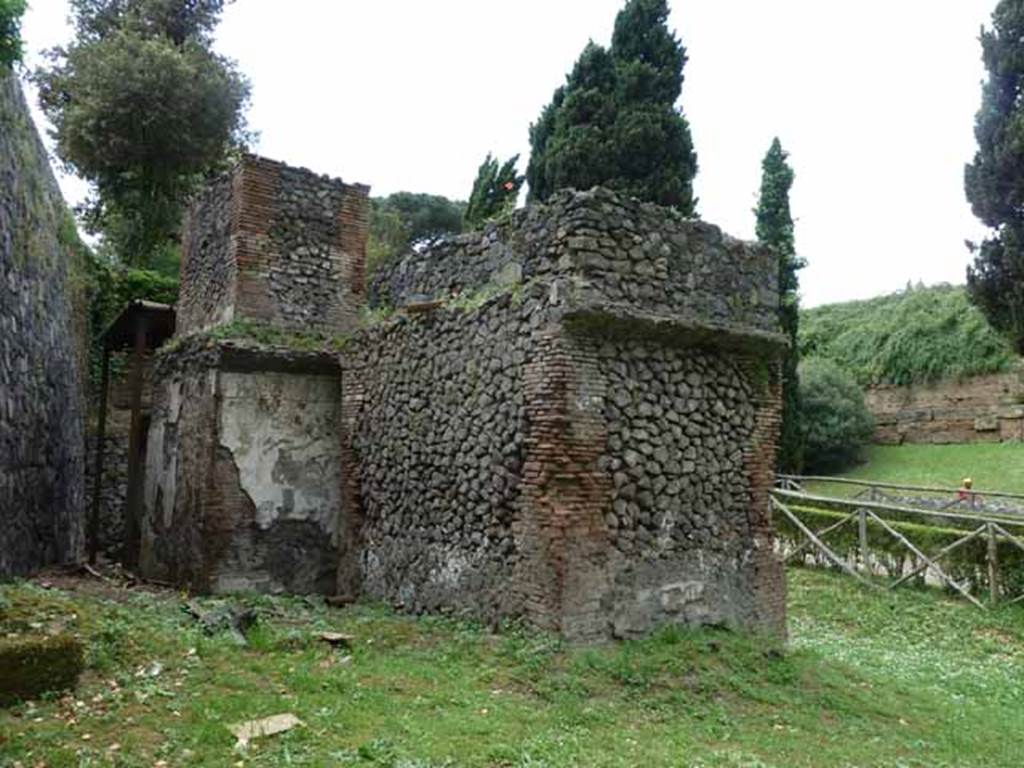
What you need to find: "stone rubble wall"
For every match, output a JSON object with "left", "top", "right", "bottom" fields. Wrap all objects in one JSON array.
[
  {"left": 84, "top": 355, "right": 157, "bottom": 559},
  {"left": 339, "top": 287, "right": 561, "bottom": 618},
  {"left": 0, "top": 71, "right": 85, "bottom": 576},
  {"left": 177, "top": 155, "right": 370, "bottom": 337},
  {"left": 140, "top": 338, "right": 343, "bottom": 593},
  {"left": 341, "top": 281, "right": 787, "bottom": 639},
  {"left": 371, "top": 187, "right": 778, "bottom": 338},
  {"left": 866, "top": 368, "right": 1024, "bottom": 444}
]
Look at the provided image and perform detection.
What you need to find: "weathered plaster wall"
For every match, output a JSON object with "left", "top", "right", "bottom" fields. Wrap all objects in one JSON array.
[
  {"left": 867, "top": 368, "right": 1024, "bottom": 444},
  {"left": 0, "top": 71, "right": 86, "bottom": 576},
  {"left": 141, "top": 340, "right": 342, "bottom": 593},
  {"left": 177, "top": 154, "right": 370, "bottom": 336}
]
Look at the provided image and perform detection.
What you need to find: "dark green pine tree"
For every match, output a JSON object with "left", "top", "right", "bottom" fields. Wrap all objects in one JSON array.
[
  {"left": 463, "top": 153, "right": 524, "bottom": 229},
  {"left": 756, "top": 138, "right": 805, "bottom": 472},
  {"left": 965, "top": 0, "right": 1024, "bottom": 354},
  {"left": 526, "top": 0, "right": 697, "bottom": 213}
]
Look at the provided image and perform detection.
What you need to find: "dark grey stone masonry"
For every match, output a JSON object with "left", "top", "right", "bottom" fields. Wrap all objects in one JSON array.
[{"left": 0, "top": 71, "right": 86, "bottom": 576}]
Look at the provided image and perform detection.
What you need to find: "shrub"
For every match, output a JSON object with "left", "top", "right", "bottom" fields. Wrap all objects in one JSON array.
[{"left": 798, "top": 357, "right": 875, "bottom": 473}]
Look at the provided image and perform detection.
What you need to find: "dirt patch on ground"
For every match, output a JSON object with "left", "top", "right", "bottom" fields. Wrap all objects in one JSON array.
[{"left": 28, "top": 563, "right": 178, "bottom": 604}]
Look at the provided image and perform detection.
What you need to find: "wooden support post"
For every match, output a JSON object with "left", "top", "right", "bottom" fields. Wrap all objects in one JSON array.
[
  {"left": 122, "top": 319, "right": 148, "bottom": 571},
  {"left": 867, "top": 510, "right": 986, "bottom": 609},
  {"left": 783, "top": 512, "right": 857, "bottom": 564},
  {"left": 88, "top": 346, "right": 111, "bottom": 565},
  {"left": 858, "top": 508, "right": 869, "bottom": 573},
  {"left": 773, "top": 499, "right": 875, "bottom": 587},
  {"left": 987, "top": 522, "right": 999, "bottom": 605}
]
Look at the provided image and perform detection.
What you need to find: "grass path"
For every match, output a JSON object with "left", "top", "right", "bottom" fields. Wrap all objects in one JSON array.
[
  {"left": 836, "top": 443, "right": 1024, "bottom": 492},
  {"left": 2, "top": 568, "right": 1024, "bottom": 767}
]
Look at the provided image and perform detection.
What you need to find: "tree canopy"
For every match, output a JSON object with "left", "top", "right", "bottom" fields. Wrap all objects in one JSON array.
[
  {"left": 0, "top": 0, "right": 26, "bottom": 68},
  {"left": 463, "top": 153, "right": 523, "bottom": 230},
  {"left": 526, "top": 0, "right": 697, "bottom": 213},
  {"left": 34, "top": 0, "right": 249, "bottom": 270},
  {"left": 367, "top": 192, "right": 465, "bottom": 274},
  {"left": 756, "top": 138, "right": 804, "bottom": 472},
  {"left": 964, "top": 0, "right": 1024, "bottom": 354}
]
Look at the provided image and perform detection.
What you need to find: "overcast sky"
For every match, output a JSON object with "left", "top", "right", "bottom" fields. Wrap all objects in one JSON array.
[{"left": 19, "top": 0, "right": 995, "bottom": 307}]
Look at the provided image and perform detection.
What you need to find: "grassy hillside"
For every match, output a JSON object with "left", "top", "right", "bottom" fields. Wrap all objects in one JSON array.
[
  {"left": 2, "top": 568, "right": 1024, "bottom": 766},
  {"left": 800, "top": 283, "right": 1017, "bottom": 387}
]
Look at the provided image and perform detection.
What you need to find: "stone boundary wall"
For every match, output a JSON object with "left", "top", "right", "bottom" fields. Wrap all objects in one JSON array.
[
  {"left": 0, "top": 71, "right": 85, "bottom": 576},
  {"left": 370, "top": 187, "right": 778, "bottom": 338},
  {"left": 178, "top": 155, "right": 370, "bottom": 336},
  {"left": 140, "top": 338, "right": 343, "bottom": 593},
  {"left": 867, "top": 368, "right": 1024, "bottom": 444}
]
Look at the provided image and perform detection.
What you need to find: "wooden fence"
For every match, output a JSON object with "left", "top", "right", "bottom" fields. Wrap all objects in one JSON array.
[{"left": 771, "top": 479, "right": 1024, "bottom": 609}]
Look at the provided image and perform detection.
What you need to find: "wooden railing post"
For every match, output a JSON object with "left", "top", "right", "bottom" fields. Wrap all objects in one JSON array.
[
  {"left": 987, "top": 522, "right": 999, "bottom": 605},
  {"left": 858, "top": 508, "right": 869, "bottom": 573}
]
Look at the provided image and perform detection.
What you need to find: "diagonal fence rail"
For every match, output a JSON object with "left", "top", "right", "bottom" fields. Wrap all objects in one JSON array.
[{"left": 771, "top": 484, "right": 1024, "bottom": 609}]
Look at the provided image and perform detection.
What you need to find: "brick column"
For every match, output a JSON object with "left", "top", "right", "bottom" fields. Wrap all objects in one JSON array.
[{"left": 514, "top": 327, "right": 614, "bottom": 639}]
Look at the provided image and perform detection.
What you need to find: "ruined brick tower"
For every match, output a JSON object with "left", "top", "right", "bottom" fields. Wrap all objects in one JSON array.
[
  {"left": 140, "top": 156, "right": 369, "bottom": 593},
  {"left": 141, "top": 154, "right": 787, "bottom": 641},
  {"left": 177, "top": 154, "right": 369, "bottom": 336}
]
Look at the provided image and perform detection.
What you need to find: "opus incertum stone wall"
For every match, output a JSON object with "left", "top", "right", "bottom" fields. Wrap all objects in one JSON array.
[
  {"left": 0, "top": 71, "right": 86, "bottom": 577},
  {"left": 177, "top": 154, "right": 370, "bottom": 336},
  {"left": 344, "top": 187, "right": 787, "bottom": 641}
]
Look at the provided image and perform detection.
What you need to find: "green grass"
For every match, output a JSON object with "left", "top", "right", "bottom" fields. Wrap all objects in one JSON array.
[
  {"left": 806, "top": 443, "right": 1024, "bottom": 497},
  {"left": 2, "top": 570, "right": 1024, "bottom": 767}
]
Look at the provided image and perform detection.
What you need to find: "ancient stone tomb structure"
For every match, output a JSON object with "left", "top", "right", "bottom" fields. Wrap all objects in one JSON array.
[{"left": 141, "top": 154, "right": 787, "bottom": 641}]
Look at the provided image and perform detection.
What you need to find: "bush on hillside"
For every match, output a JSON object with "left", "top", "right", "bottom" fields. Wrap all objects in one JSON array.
[
  {"left": 799, "top": 357, "right": 875, "bottom": 474},
  {"left": 799, "top": 284, "right": 1016, "bottom": 387}
]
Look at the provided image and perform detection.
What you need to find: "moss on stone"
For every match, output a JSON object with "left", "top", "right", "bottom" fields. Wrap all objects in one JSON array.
[
  {"left": 0, "top": 634, "right": 84, "bottom": 706},
  {"left": 164, "top": 319, "right": 351, "bottom": 355}
]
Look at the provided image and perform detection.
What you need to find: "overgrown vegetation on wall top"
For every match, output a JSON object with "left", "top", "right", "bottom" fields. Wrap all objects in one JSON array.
[{"left": 800, "top": 283, "right": 1018, "bottom": 387}]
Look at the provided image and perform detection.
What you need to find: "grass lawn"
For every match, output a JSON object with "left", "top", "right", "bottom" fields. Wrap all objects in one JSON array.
[
  {"left": 805, "top": 443, "right": 1024, "bottom": 497},
  {"left": 2, "top": 568, "right": 1024, "bottom": 767}
]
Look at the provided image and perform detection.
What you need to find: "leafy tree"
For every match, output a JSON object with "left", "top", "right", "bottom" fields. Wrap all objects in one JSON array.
[
  {"left": 964, "top": 0, "right": 1024, "bottom": 354},
  {"left": 798, "top": 357, "right": 875, "bottom": 474},
  {"left": 526, "top": 0, "right": 697, "bottom": 213},
  {"left": 367, "top": 192, "right": 465, "bottom": 274},
  {"left": 0, "top": 0, "right": 26, "bottom": 68},
  {"left": 34, "top": 0, "right": 249, "bottom": 268},
  {"left": 756, "top": 138, "right": 804, "bottom": 472},
  {"left": 463, "top": 153, "right": 524, "bottom": 229}
]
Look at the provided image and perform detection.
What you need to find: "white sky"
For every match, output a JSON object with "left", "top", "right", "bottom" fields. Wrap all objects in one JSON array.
[{"left": 19, "top": 0, "right": 995, "bottom": 307}]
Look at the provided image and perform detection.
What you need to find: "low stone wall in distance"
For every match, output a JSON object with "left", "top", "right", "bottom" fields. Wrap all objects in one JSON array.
[{"left": 867, "top": 368, "right": 1024, "bottom": 444}]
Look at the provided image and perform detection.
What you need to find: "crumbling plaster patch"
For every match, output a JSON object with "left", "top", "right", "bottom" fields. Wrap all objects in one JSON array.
[{"left": 218, "top": 371, "right": 342, "bottom": 542}]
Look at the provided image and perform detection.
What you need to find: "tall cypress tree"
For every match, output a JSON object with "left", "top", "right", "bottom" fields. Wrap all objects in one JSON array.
[
  {"left": 526, "top": 0, "right": 697, "bottom": 213},
  {"left": 464, "top": 153, "right": 524, "bottom": 229},
  {"left": 965, "top": 0, "right": 1024, "bottom": 354},
  {"left": 756, "top": 138, "right": 804, "bottom": 472}
]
